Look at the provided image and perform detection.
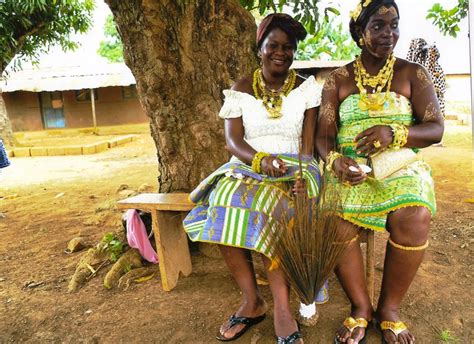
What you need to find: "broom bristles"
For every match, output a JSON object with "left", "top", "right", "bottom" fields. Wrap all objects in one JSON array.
[{"left": 267, "top": 173, "right": 360, "bottom": 305}]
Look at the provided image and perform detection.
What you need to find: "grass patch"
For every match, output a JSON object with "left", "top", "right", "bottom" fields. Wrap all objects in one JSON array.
[{"left": 438, "top": 329, "right": 459, "bottom": 343}]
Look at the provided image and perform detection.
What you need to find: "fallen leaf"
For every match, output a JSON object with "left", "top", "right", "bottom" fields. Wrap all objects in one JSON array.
[
  {"left": 54, "top": 192, "right": 65, "bottom": 199},
  {"left": 134, "top": 274, "right": 155, "bottom": 283}
]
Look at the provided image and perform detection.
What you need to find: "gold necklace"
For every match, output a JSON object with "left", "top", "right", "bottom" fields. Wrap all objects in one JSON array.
[
  {"left": 354, "top": 54, "right": 396, "bottom": 111},
  {"left": 252, "top": 68, "right": 297, "bottom": 119}
]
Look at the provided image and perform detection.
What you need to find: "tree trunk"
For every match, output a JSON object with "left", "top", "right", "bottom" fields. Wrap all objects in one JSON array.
[
  {"left": 0, "top": 93, "right": 14, "bottom": 147},
  {"left": 105, "top": 0, "right": 257, "bottom": 192}
]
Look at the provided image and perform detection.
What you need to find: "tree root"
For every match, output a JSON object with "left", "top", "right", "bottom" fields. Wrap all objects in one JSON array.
[{"left": 103, "top": 248, "right": 143, "bottom": 289}]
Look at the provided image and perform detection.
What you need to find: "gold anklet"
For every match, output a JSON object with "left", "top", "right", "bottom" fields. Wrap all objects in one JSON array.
[{"left": 388, "top": 237, "right": 429, "bottom": 251}]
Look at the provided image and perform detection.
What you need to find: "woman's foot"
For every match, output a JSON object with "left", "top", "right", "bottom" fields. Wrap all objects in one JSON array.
[
  {"left": 218, "top": 299, "right": 267, "bottom": 340},
  {"left": 335, "top": 306, "right": 373, "bottom": 343},
  {"left": 375, "top": 308, "right": 415, "bottom": 344},
  {"left": 274, "top": 311, "right": 303, "bottom": 343}
]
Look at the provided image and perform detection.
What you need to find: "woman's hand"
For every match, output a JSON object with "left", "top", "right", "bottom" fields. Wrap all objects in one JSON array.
[
  {"left": 333, "top": 156, "right": 367, "bottom": 186},
  {"left": 261, "top": 156, "right": 287, "bottom": 177},
  {"left": 292, "top": 178, "right": 306, "bottom": 194},
  {"left": 355, "top": 125, "right": 393, "bottom": 156}
]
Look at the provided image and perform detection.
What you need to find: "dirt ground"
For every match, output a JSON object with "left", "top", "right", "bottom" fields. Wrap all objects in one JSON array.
[{"left": 0, "top": 125, "right": 472, "bottom": 344}]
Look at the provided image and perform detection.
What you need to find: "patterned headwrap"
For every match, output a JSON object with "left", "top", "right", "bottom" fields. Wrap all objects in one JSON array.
[
  {"left": 256, "top": 13, "right": 307, "bottom": 50},
  {"left": 349, "top": 0, "right": 400, "bottom": 45}
]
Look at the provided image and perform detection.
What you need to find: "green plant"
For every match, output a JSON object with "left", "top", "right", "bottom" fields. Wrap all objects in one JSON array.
[
  {"left": 438, "top": 329, "right": 459, "bottom": 343},
  {"left": 427, "top": 0, "right": 468, "bottom": 37},
  {"left": 97, "top": 14, "right": 124, "bottom": 63},
  {"left": 0, "top": 0, "right": 94, "bottom": 73},
  {"left": 296, "top": 18, "right": 359, "bottom": 61},
  {"left": 239, "top": 0, "right": 339, "bottom": 34},
  {"left": 101, "top": 232, "right": 125, "bottom": 262}
]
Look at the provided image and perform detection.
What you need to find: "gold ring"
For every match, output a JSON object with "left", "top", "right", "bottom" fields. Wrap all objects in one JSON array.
[{"left": 373, "top": 140, "right": 381, "bottom": 148}]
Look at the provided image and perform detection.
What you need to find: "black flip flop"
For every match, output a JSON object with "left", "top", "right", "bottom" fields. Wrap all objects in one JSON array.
[
  {"left": 216, "top": 313, "right": 266, "bottom": 342},
  {"left": 276, "top": 330, "right": 302, "bottom": 344}
]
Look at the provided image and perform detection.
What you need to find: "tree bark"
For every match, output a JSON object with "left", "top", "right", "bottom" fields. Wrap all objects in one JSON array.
[
  {"left": 105, "top": 0, "right": 257, "bottom": 192},
  {"left": 0, "top": 93, "right": 14, "bottom": 147}
]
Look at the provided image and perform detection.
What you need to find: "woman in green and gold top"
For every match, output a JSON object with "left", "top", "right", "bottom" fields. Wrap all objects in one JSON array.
[{"left": 315, "top": 0, "right": 444, "bottom": 343}]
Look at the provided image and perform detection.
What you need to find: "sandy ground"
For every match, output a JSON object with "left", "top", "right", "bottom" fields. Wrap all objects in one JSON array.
[{"left": 0, "top": 126, "right": 472, "bottom": 343}]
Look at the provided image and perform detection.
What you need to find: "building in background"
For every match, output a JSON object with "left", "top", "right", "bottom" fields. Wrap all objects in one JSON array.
[{"left": 0, "top": 63, "right": 147, "bottom": 132}]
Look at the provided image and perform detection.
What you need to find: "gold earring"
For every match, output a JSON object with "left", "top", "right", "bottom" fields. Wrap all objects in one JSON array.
[{"left": 359, "top": 38, "right": 365, "bottom": 46}]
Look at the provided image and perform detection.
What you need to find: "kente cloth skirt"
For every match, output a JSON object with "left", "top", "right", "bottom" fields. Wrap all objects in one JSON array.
[
  {"left": 183, "top": 154, "right": 329, "bottom": 302},
  {"left": 0, "top": 139, "right": 10, "bottom": 169},
  {"left": 336, "top": 93, "right": 437, "bottom": 232}
]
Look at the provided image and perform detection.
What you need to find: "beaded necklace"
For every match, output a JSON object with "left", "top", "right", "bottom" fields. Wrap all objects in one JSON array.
[
  {"left": 252, "top": 68, "right": 297, "bottom": 119},
  {"left": 354, "top": 54, "right": 396, "bottom": 111}
]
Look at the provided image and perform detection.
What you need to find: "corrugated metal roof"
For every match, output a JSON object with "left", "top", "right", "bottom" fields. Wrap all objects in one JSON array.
[{"left": 0, "top": 63, "right": 136, "bottom": 93}]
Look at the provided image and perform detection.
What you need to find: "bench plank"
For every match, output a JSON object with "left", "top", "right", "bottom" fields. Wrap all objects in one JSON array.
[
  {"left": 117, "top": 193, "right": 194, "bottom": 212},
  {"left": 152, "top": 209, "right": 192, "bottom": 291}
]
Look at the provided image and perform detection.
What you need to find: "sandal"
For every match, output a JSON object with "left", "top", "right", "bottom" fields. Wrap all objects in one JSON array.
[
  {"left": 379, "top": 320, "right": 410, "bottom": 344},
  {"left": 334, "top": 317, "right": 370, "bottom": 344},
  {"left": 276, "top": 330, "right": 302, "bottom": 344},
  {"left": 216, "top": 313, "right": 266, "bottom": 342}
]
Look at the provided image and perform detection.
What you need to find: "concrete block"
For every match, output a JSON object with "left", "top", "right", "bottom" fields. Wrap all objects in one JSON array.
[
  {"left": 30, "top": 147, "right": 48, "bottom": 156},
  {"left": 64, "top": 146, "right": 83, "bottom": 155},
  {"left": 47, "top": 147, "right": 66, "bottom": 156},
  {"left": 82, "top": 144, "right": 96, "bottom": 155},
  {"left": 108, "top": 138, "right": 120, "bottom": 148},
  {"left": 13, "top": 148, "right": 31, "bottom": 157},
  {"left": 95, "top": 142, "right": 109, "bottom": 153}
]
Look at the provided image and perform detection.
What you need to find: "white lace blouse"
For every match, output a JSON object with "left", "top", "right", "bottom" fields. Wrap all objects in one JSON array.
[{"left": 218, "top": 76, "right": 322, "bottom": 160}]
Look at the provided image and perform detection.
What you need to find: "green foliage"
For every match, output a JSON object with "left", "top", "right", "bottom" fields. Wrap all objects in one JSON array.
[
  {"left": 296, "top": 18, "right": 359, "bottom": 61},
  {"left": 0, "top": 0, "right": 94, "bottom": 73},
  {"left": 97, "top": 14, "right": 124, "bottom": 63},
  {"left": 240, "top": 0, "right": 338, "bottom": 35},
  {"left": 427, "top": 0, "right": 468, "bottom": 37},
  {"left": 438, "top": 329, "right": 459, "bottom": 343},
  {"left": 101, "top": 232, "right": 125, "bottom": 262}
]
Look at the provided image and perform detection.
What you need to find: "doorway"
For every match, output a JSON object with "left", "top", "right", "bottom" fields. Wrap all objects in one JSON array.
[{"left": 39, "top": 91, "right": 66, "bottom": 129}]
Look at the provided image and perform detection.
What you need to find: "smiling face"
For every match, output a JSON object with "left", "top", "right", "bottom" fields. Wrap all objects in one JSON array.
[
  {"left": 259, "top": 28, "right": 295, "bottom": 76},
  {"left": 361, "top": 5, "right": 400, "bottom": 58}
]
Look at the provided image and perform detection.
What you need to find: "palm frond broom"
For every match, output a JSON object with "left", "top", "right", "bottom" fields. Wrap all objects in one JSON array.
[{"left": 267, "top": 159, "right": 359, "bottom": 306}]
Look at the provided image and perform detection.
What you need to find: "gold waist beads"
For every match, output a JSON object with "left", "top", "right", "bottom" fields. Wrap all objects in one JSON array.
[{"left": 252, "top": 68, "right": 296, "bottom": 119}]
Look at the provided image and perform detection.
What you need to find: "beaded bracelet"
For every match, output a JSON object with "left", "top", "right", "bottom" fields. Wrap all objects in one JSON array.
[
  {"left": 325, "top": 151, "right": 343, "bottom": 174},
  {"left": 389, "top": 124, "right": 409, "bottom": 149},
  {"left": 251, "top": 152, "right": 270, "bottom": 173}
]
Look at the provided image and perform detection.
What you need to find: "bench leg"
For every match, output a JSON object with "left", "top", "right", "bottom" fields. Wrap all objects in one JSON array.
[
  {"left": 152, "top": 210, "right": 192, "bottom": 291},
  {"left": 365, "top": 230, "right": 375, "bottom": 305}
]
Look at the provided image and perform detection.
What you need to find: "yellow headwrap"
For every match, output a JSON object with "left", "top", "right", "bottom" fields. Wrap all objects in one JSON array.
[{"left": 350, "top": 0, "right": 373, "bottom": 21}]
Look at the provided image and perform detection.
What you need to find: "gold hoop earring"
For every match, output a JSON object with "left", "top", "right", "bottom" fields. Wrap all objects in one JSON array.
[{"left": 359, "top": 38, "right": 364, "bottom": 46}]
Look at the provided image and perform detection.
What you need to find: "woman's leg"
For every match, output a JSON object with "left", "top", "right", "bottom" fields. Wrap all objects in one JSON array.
[
  {"left": 376, "top": 206, "right": 431, "bottom": 344},
  {"left": 334, "top": 220, "right": 374, "bottom": 343},
  {"left": 261, "top": 255, "right": 302, "bottom": 342},
  {"left": 218, "top": 245, "right": 267, "bottom": 339}
]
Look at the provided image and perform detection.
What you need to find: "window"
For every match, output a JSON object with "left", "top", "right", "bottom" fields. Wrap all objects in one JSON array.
[
  {"left": 75, "top": 89, "right": 98, "bottom": 102},
  {"left": 122, "top": 85, "right": 138, "bottom": 99}
]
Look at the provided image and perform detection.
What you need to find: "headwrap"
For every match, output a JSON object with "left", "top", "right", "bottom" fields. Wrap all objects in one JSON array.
[
  {"left": 349, "top": 0, "right": 400, "bottom": 46},
  {"left": 256, "top": 13, "right": 307, "bottom": 50}
]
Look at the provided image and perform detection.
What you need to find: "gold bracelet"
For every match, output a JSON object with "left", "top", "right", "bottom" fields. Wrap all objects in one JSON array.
[
  {"left": 326, "top": 151, "right": 343, "bottom": 174},
  {"left": 388, "top": 237, "right": 429, "bottom": 251},
  {"left": 389, "top": 124, "right": 409, "bottom": 149},
  {"left": 251, "top": 152, "right": 270, "bottom": 173}
]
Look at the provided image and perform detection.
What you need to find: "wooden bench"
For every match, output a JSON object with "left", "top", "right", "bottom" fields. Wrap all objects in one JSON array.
[
  {"left": 117, "top": 193, "right": 194, "bottom": 291},
  {"left": 117, "top": 193, "right": 376, "bottom": 300}
]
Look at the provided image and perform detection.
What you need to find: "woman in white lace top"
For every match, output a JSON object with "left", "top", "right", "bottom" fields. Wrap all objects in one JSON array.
[{"left": 184, "top": 14, "right": 322, "bottom": 344}]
